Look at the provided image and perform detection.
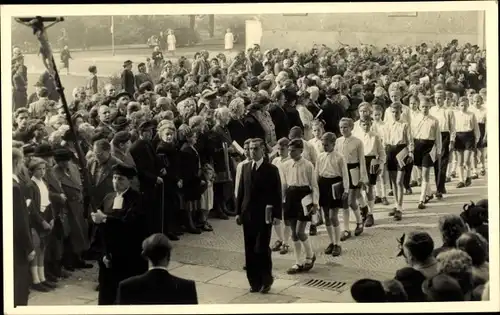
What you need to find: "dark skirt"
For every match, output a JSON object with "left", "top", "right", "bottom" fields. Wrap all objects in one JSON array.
[
  {"left": 413, "top": 139, "right": 435, "bottom": 168},
  {"left": 180, "top": 197, "right": 201, "bottom": 212},
  {"left": 386, "top": 144, "right": 408, "bottom": 172},
  {"left": 318, "top": 176, "right": 343, "bottom": 209},
  {"left": 477, "top": 123, "right": 486, "bottom": 148},
  {"left": 284, "top": 186, "right": 313, "bottom": 222},
  {"left": 455, "top": 131, "right": 475, "bottom": 151},
  {"left": 347, "top": 162, "right": 361, "bottom": 189},
  {"left": 365, "top": 156, "right": 379, "bottom": 185}
]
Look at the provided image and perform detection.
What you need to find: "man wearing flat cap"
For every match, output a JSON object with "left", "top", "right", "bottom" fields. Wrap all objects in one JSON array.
[
  {"left": 135, "top": 62, "right": 153, "bottom": 92},
  {"left": 116, "top": 233, "right": 198, "bottom": 305},
  {"left": 121, "top": 60, "right": 135, "bottom": 98},
  {"left": 130, "top": 120, "right": 166, "bottom": 235},
  {"left": 92, "top": 163, "right": 148, "bottom": 305},
  {"left": 53, "top": 148, "right": 92, "bottom": 270}
]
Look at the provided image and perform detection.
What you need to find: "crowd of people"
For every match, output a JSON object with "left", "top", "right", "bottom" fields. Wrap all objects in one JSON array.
[
  {"left": 11, "top": 37, "right": 489, "bottom": 306},
  {"left": 350, "top": 199, "right": 489, "bottom": 302}
]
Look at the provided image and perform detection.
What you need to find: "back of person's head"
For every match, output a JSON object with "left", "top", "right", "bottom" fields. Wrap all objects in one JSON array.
[
  {"left": 382, "top": 279, "right": 408, "bottom": 302},
  {"left": 141, "top": 233, "right": 172, "bottom": 266},
  {"left": 394, "top": 267, "right": 427, "bottom": 302},
  {"left": 438, "top": 214, "right": 468, "bottom": 247},
  {"left": 436, "top": 249, "right": 474, "bottom": 295},
  {"left": 456, "top": 232, "right": 488, "bottom": 267},
  {"left": 404, "top": 231, "right": 435, "bottom": 264},
  {"left": 350, "top": 279, "right": 387, "bottom": 303},
  {"left": 422, "top": 274, "right": 465, "bottom": 302}
]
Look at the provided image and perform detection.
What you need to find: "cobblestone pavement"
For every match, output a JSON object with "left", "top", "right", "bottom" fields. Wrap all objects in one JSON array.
[{"left": 27, "top": 174, "right": 488, "bottom": 306}]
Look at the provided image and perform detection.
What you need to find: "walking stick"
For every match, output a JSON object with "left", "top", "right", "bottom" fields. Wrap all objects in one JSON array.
[{"left": 160, "top": 181, "right": 165, "bottom": 235}]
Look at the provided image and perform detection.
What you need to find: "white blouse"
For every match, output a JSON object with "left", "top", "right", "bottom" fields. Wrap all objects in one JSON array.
[
  {"left": 469, "top": 106, "right": 487, "bottom": 124},
  {"left": 315, "top": 151, "right": 350, "bottom": 190},
  {"left": 31, "top": 177, "right": 50, "bottom": 212},
  {"left": 353, "top": 130, "right": 387, "bottom": 164},
  {"left": 301, "top": 139, "right": 317, "bottom": 165},
  {"left": 411, "top": 113, "right": 442, "bottom": 154},
  {"left": 372, "top": 120, "right": 387, "bottom": 145},
  {"left": 281, "top": 157, "right": 319, "bottom": 205},
  {"left": 308, "top": 137, "right": 324, "bottom": 156},
  {"left": 384, "top": 120, "right": 415, "bottom": 152},
  {"left": 429, "top": 105, "right": 456, "bottom": 138},
  {"left": 384, "top": 104, "right": 412, "bottom": 125},
  {"left": 453, "top": 110, "right": 480, "bottom": 143},
  {"left": 334, "top": 135, "right": 369, "bottom": 184}
]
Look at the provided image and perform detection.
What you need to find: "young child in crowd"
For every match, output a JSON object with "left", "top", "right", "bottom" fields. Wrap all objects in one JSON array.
[
  {"left": 371, "top": 104, "right": 390, "bottom": 206},
  {"left": 199, "top": 163, "right": 216, "bottom": 232}
]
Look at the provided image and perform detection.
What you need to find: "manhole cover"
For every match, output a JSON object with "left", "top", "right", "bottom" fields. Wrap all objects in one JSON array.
[{"left": 301, "top": 279, "right": 348, "bottom": 292}]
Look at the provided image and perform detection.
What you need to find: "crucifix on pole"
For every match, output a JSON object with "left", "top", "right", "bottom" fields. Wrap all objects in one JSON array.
[{"left": 15, "top": 16, "right": 97, "bottom": 213}]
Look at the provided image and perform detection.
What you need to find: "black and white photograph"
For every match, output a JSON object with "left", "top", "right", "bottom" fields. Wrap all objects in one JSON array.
[{"left": 2, "top": 2, "right": 498, "bottom": 314}]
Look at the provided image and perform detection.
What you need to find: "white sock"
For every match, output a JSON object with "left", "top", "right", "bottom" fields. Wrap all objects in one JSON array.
[
  {"left": 326, "top": 225, "right": 335, "bottom": 244},
  {"left": 426, "top": 183, "right": 433, "bottom": 196},
  {"left": 358, "top": 194, "right": 367, "bottom": 208},
  {"left": 458, "top": 165, "right": 465, "bottom": 182},
  {"left": 283, "top": 225, "right": 291, "bottom": 245},
  {"left": 466, "top": 165, "right": 471, "bottom": 178},
  {"left": 420, "top": 181, "right": 429, "bottom": 202},
  {"left": 273, "top": 223, "right": 284, "bottom": 242},
  {"left": 343, "top": 208, "right": 350, "bottom": 231},
  {"left": 333, "top": 225, "right": 341, "bottom": 245},
  {"left": 353, "top": 208, "right": 362, "bottom": 224},
  {"left": 31, "top": 266, "right": 41, "bottom": 284},
  {"left": 302, "top": 238, "right": 314, "bottom": 259},
  {"left": 367, "top": 199, "right": 374, "bottom": 214},
  {"left": 375, "top": 180, "right": 381, "bottom": 197},
  {"left": 293, "top": 241, "right": 302, "bottom": 264},
  {"left": 38, "top": 267, "right": 46, "bottom": 282}
]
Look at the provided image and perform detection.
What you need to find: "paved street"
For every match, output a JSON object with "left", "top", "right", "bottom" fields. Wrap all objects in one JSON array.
[{"left": 28, "top": 174, "right": 488, "bottom": 306}]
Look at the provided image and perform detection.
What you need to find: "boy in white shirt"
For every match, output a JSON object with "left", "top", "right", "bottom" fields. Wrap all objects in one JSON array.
[
  {"left": 371, "top": 105, "right": 390, "bottom": 206},
  {"left": 271, "top": 137, "right": 291, "bottom": 255},
  {"left": 315, "top": 132, "right": 349, "bottom": 256},
  {"left": 335, "top": 118, "right": 368, "bottom": 240},
  {"left": 281, "top": 139, "right": 319, "bottom": 275}
]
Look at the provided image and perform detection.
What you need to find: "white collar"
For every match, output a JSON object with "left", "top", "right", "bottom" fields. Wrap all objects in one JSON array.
[
  {"left": 13, "top": 174, "right": 19, "bottom": 183},
  {"left": 116, "top": 187, "right": 130, "bottom": 197},
  {"left": 252, "top": 158, "right": 264, "bottom": 170},
  {"left": 149, "top": 266, "right": 169, "bottom": 272}
]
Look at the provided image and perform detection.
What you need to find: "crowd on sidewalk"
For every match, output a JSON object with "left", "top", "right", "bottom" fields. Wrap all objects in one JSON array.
[
  {"left": 350, "top": 199, "right": 489, "bottom": 302},
  {"left": 11, "top": 37, "right": 488, "bottom": 305}
]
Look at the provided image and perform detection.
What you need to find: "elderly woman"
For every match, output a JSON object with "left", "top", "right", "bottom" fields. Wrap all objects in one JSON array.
[
  {"left": 249, "top": 94, "right": 277, "bottom": 147},
  {"left": 156, "top": 122, "right": 183, "bottom": 240},
  {"left": 175, "top": 98, "right": 197, "bottom": 129},
  {"left": 433, "top": 214, "right": 468, "bottom": 258},
  {"left": 208, "top": 107, "right": 238, "bottom": 219},
  {"left": 436, "top": 249, "right": 475, "bottom": 300},
  {"left": 226, "top": 97, "right": 248, "bottom": 147}
]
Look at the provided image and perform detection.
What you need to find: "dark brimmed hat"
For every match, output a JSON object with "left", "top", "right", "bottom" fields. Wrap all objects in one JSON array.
[
  {"left": 112, "top": 163, "right": 137, "bottom": 179},
  {"left": 112, "top": 131, "right": 132, "bottom": 145},
  {"left": 123, "top": 60, "right": 133, "bottom": 67},
  {"left": 112, "top": 116, "right": 130, "bottom": 130},
  {"left": 115, "top": 90, "right": 132, "bottom": 100},
  {"left": 201, "top": 89, "right": 217, "bottom": 99},
  {"left": 138, "top": 120, "right": 155, "bottom": 131},
  {"left": 33, "top": 143, "right": 54, "bottom": 157},
  {"left": 53, "top": 148, "right": 74, "bottom": 162}
]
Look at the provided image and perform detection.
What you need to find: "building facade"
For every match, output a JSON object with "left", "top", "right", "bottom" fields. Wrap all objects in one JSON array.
[{"left": 248, "top": 11, "right": 485, "bottom": 51}]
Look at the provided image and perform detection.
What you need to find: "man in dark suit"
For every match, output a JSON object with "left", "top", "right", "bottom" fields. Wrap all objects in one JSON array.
[
  {"left": 130, "top": 121, "right": 166, "bottom": 235},
  {"left": 121, "top": 60, "right": 136, "bottom": 98},
  {"left": 13, "top": 148, "right": 35, "bottom": 306},
  {"left": 116, "top": 233, "right": 198, "bottom": 305},
  {"left": 268, "top": 90, "right": 291, "bottom": 140},
  {"left": 236, "top": 138, "right": 282, "bottom": 294},
  {"left": 92, "top": 164, "right": 149, "bottom": 305}
]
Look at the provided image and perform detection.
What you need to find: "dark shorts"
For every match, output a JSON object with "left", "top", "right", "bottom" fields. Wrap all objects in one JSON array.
[
  {"left": 284, "top": 186, "right": 312, "bottom": 222},
  {"left": 455, "top": 131, "right": 475, "bottom": 151},
  {"left": 386, "top": 144, "right": 408, "bottom": 172},
  {"left": 413, "top": 139, "right": 436, "bottom": 168},
  {"left": 365, "top": 156, "right": 378, "bottom": 186},
  {"left": 347, "top": 162, "right": 361, "bottom": 189},
  {"left": 318, "top": 176, "right": 343, "bottom": 210},
  {"left": 477, "top": 123, "right": 486, "bottom": 148}
]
